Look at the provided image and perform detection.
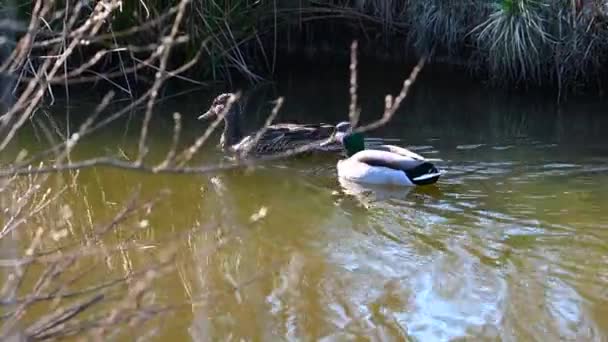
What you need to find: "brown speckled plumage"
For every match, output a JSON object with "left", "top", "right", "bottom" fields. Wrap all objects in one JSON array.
[{"left": 198, "top": 93, "right": 342, "bottom": 156}]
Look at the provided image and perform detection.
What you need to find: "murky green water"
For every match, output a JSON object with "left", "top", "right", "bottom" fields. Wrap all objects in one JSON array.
[{"left": 5, "top": 67, "right": 608, "bottom": 340}]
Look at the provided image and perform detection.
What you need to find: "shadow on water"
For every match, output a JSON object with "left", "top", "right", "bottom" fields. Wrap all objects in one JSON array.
[{"left": 7, "top": 65, "right": 608, "bottom": 340}]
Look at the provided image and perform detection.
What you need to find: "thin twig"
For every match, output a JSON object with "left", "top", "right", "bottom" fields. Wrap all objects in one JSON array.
[
  {"left": 349, "top": 40, "right": 360, "bottom": 128},
  {"left": 241, "top": 97, "right": 284, "bottom": 158}
]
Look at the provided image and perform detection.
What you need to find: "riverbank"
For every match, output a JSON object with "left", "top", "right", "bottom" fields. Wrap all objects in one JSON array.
[{"left": 4, "top": 1, "right": 608, "bottom": 97}]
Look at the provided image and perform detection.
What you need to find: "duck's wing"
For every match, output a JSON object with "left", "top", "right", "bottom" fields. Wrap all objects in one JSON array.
[
  {"left": 353, "top": 149, "right": 442, "bottom": 184},
  {"left": 261, "top": 123, "right": 335, "bottom": 142},
  {"left": 371, "top": 144, "right": 443, "bottom": 162},
  {"left": 268, "top": 123, "right": 336, "bottom": 138},
  {"left": 236, "top": 123, "right": 337, "bottom": 154},
  {"left": 352, "top": 150, "right": 427, "bottom": 171},
  {"left": 369, "top": 144, "right": 427, "bottom": 160}
]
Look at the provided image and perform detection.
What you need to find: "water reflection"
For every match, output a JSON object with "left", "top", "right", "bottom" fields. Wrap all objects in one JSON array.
[
  {"left": 337, "top": 178, "right": 414, "bottom": 207},
  {"left": 7, "top": 69, "right": 608, "bottom": 340}
]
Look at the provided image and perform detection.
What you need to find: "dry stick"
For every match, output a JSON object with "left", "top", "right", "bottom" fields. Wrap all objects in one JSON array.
[
  {"left": 0, "top": 176, "right": 44, "bottom": 238},
  {"left": 0, "top": 259, "right": 164, "bottom": 306},
  {"left": 136, "top": 0, "right": 190, "bottom": 166},
  {"left": 24, "top": 293, "right": 105, "bottom": 339},
  {"left": 0, "top": 6, "right": 195, "bottom": 340},
  {"left": 221, "top": 20, "right": 264, "bottom": 83},
  {"left": 0, "top": 1, "right": 117, "bottom": 152},
  {"left": 8, "top": 0, "right": 82, "bottom": 97},
  {"left": 349, "top": 40, "right": 360, "bottom": 128},
  {"left": 131, "top": 47, "right": 210, "bottom": 86},
  {"left": 14, "top": 44, "right": 204, "bottom": 170},
  {"left": 2, "top": 55, "right": 426, "bottom": 177},
  {"left": 154, "top": 112, "right": 182, "bottom": 170},
  {"left": 1, "top": 256, "right": 74, "bottom": 336},
  {"left": 176, "top": 92, "right": 241, "bottom": 167},
  {"left": 23, "top": 36, "right": 189, "bottom": 85},
  {"left": 1, "top": 190, "right": 172, "bottom": 338},
  {"left": 240, "top": 97, "right": 284, "bottom": 158},
  {"left": 0, "top": 54, "right": 424, "bottom": 177},
  {"left": 355, "top": 56, "right": 426, "bottom": 133},
  {"left": 23, "top": 257, "right": 176, "bottom": 340},
  {"left": 0, "top": 54, "right": 53, "bottom": 128},
  {"left": 0, "top": 180, "right": 46, "bottom": 306},
  {"left": 0, "top": 192, "right": 171, "bottom": 269},
  {"left": 0, "top": 89, "right": 115, "bottom": 231},
  {"left": 0, "top": 184, "right": 68, "bottom": 240},
  {"left": 30, "top": 5, "right": 179, "bottom": 49},
  {"left": 94, "top": 258, "right": 176, "bottom": 337},
  {"left": 0, "top": 129, "right": 63, "bottom": 308},
  {"left": 50, "top": 43, "right": 166, "bottom": 84},
  {"left": 57, "top": 91, "right": 116, "bottom": 165},
  {"left": 44, "top": 35, "right": 197, "bottom": 86},
  {"left": 0, "top": 0, "right": 45, "bottom": 73},
  {"left": 1, "top": 190, "right": 49, "bottom": 306}
]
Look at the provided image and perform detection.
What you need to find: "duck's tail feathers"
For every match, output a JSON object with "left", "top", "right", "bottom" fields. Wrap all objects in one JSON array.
[
  {"left": 407, "top": 162, "right": 442, "bottom": 185},
  {"left": 412, "top": 172, "right": 442, "bottom": 181}
]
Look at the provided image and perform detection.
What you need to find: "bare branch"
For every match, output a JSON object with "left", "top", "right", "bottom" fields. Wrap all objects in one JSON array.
[
  {"left": 355, "top": 56, "right": 427, "bottom": 133},
  {"left": 349, "top": 40, "right": 360, "bottom": 128},
  {"left": 136, "top": 0, "right": 190, "bottom": 166},
  {"left": 241, "top": 96, "right": 284, "bottom": 158}
]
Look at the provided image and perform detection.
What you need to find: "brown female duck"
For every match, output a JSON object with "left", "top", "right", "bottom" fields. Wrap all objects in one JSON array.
[{"left": 198, "top": 93, "right": 342, "bottom": 156}]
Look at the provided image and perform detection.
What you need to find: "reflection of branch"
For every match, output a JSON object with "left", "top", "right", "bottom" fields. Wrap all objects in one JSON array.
[{"left": 25, "top": 293, "right": 105, "bottom": 339}]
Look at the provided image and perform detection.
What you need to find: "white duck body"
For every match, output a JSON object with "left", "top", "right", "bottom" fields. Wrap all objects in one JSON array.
[
  {"left": 338, "top": 150, "right": 416, "bottom": 186},
  {"left": 336, "top": 139, "right": 443, "bottom": 186},
  {"left": 327, "top": 121, "right": 442, "bottom": 187},
  {"left": 338, "top": 149, "right": 442, "bottom": 186}
]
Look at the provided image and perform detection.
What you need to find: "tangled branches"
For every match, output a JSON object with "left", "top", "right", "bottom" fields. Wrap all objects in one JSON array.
[
  {"left": 0, "top": 1, "right": 425, "bottom": 338},
  {"left": 0, "top": 1, "right": 201, "bottom": 339}
]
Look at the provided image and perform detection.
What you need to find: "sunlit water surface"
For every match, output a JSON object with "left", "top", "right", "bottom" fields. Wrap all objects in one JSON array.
[{"left": 5, "top": 67, "right": 608, "bottom": 341}]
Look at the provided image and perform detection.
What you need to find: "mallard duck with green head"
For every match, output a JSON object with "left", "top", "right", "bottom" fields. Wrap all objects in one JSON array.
[
  {"left": 198, "top": 93, "right": 342, "bottom": 156},
  {"left": 328, "top": 122, "right": 443, "bottom": 186}
]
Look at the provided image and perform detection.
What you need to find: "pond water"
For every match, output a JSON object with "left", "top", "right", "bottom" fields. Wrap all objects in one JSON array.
[{"left": 5, "top": 64, "right": 608, "bottom": 341}]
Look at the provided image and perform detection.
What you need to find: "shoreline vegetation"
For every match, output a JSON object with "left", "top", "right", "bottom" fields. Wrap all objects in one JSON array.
[
  {"left": 2, "top": 0, "right": 608, "bottom": 99},
  {"left": 0, "top": 1, "right": 606, "bottom": 340}
]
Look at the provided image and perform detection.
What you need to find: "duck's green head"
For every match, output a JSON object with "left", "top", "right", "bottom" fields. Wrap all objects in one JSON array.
[{"left": 334, "top": 121, "right": 365, "bottom": 157}]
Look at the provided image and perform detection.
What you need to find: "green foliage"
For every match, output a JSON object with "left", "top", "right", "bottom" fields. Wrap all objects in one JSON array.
[
  {"left": 189, "top": 0, "right": 266, "bottom": 83},
  {"left": 472, "top": 0, "right": 552, "bottom": 84},
  {"left": 9, "top": 0, "right": 608, "bottom": 91},
  {"left": 406, "top": 0, "right": 479, "bottom": 56}
]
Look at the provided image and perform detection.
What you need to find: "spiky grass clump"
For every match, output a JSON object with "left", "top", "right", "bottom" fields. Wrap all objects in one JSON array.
[
  {"left": 406, "top": 0, "right": 479, "bottom": 56},
  {"left": 472, "top": 0, "right": 553, "bottom": 85},
  {"left": 189, "top": 0, "right": 270, "bottom": 83},
  {"left": 548, "top": 0, "right": 608, "bottom": 93},
  {"left": 352, "top": 0, "right": 408, "bottom": 34},
  {"left": 9, "top": 0, "right": 608, "bottom": 91}
]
